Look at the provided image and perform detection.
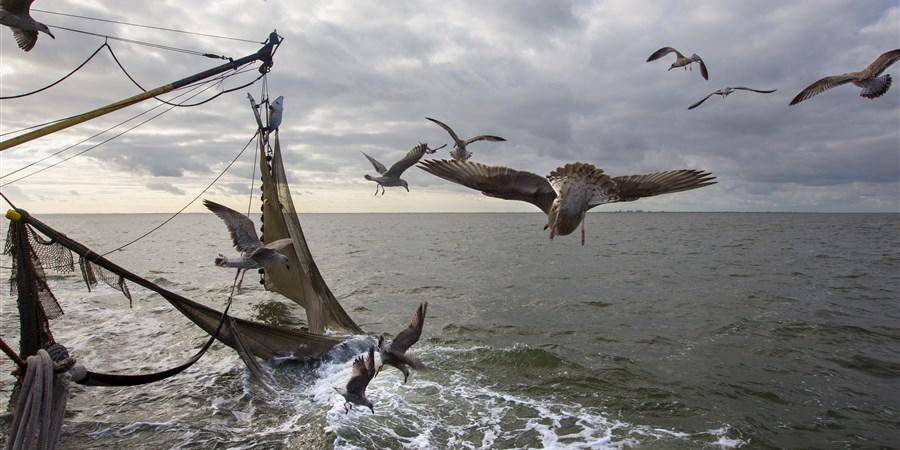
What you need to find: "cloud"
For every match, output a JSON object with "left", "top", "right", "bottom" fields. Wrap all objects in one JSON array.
[
  {"left": 0, "top": 0, "right": 897, "bottom": 213},
  {"left": 146, "top": 181, "right": 186, "bottom": 195}
]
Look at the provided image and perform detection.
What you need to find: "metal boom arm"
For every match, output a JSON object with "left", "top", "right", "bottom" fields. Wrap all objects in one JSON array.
[{"left": 0, "top": 31, "right": 282, "bottom": 152}]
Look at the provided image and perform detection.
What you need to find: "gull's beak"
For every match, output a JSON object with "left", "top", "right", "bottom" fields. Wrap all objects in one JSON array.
[
  {"left": 404, "top": 186, "right": 409, "bottom": 192},
  {"left": 47, "top": 30, "right": 56, "bottom": 39}
]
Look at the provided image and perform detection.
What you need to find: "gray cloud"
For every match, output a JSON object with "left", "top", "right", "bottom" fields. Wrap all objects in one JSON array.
[{"left": 0, "top": 0, "right": 897, "bottom": 213}]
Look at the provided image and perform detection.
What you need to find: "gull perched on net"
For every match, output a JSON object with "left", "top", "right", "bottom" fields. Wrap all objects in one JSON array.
[
  {"left": 203, "top": 199, "right": 293, "bottom": 290},
  {"left": 334, "top": 346, "right": 377, "bottom": 414},
  {"left": 425, "top": 117, "right": 506, "bottom": 161},
  {"left": 362, "top": 142, "right": 445, "bottom": 195},
  {"left": 419, "top": 160, "right": 716, "bottom": 245},
  {"left": 377, "top": 302, "right": 427, "bottom": 384},
  {"left": 789, "top": 49, "right": 900, "bottom": 105},
  {"left": 688, "top": 86, "right": 777, "bottom": 110},
  {"left": 646, "top": 46, "right": 709, "bottom": 80},
  {"left": 0, "top": 0, "right": 54, "bottom": 51}
]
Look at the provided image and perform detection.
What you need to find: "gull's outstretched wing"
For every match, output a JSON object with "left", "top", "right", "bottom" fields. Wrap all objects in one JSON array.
[
  {"left": 606, "top": 170, "right": 716, "bottom": 203},
  {"left": 384, "top": 143, "right": 429, "bottom": 177},
  {"left": 361, "top": 151, "right": 388, "bottom": 175},
  {"left": 419, "top": 159, "right": 557, "bottom": 214},
  {"left": 203, "top": 199, "right": 263, "bottom": 252}
]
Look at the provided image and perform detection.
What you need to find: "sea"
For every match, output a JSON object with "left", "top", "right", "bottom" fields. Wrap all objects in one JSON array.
[{"left": 0, "top": 212, "right": 897, "bottom": 449}]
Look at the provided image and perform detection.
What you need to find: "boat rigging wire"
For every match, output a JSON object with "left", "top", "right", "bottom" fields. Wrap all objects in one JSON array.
[
  {"left": 32, "top": 9, "right": 263, "bottom": 44},
  {"left": 45, "top": 24, "right": 229, "bottom": 59},
  {"left": 0, "top": 80, "right": 219, "bottom": 185},
  {"left": 0, "top": 44, "right": 110, "bottom": 101},
  {"left": 97, "top": 130, "right": 260, "bottom": 257}
]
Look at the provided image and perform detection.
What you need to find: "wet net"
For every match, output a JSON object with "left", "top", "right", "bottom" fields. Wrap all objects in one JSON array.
[{"left": 258, "top": 131, "right": 363, "bottom": 334}]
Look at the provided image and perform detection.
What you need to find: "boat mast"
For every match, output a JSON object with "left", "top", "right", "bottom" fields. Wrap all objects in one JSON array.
[{"left": 0, "top": 31, "right": 282, "bottom": 152}]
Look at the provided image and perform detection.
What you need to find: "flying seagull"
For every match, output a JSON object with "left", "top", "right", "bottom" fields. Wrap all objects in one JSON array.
[
  {"left": 0, "top": 0, "right": 54, "bottom": 51},
  {"left": 646, "top": 47, "right": 709, "bottom": 80},
  {"left": 377, "top": 302, "right": 427, "bottom": 384},
  {"left": 362, "top": 142, "right": 445, "bottom": 195},
  {"left": 789, "top": 49, "right": 900, "bottom": 105},
  {"left": 419, "top": 160, "right": 716, "bottom": 245},
  {"left": 203, "top": 199, "right": 293, "bottom": 289},
  {"left": 688, "top": 87, "right": 777, "bottom": 110},
  {"left": 334, "top": 346, "right": 377, "bottom": 414},
  {"left": 425, "top": 117, "right": 506, "bottom": 162}
]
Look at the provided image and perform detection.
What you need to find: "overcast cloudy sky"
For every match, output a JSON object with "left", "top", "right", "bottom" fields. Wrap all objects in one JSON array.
[{"left": 1, "top": 0, "right": 898, "bottom": 214}]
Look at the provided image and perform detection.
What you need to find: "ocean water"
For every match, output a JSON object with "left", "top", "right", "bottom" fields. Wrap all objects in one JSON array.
[{"left": 0, "top": 212, "right": 898, "bottom": 449}]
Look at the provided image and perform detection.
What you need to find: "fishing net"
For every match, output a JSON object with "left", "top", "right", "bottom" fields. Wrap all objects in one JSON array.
[
  {"left": 258, "top": 131, "right": 363, "bottom": 334},
  {"left": 3, "top": 209, "right": 347, "bottom": 363}
]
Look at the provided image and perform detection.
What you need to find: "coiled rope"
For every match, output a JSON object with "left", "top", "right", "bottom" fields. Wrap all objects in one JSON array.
[{"left": 5, "top": 347, "right": 73, "bottom": 450}]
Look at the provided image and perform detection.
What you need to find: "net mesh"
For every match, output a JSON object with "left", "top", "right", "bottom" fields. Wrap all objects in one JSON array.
[{"left": 258, "top": 131, "right": 363, "bottom": 334}]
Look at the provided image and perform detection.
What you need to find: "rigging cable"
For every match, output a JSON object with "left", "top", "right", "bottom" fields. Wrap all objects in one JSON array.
[
  {"left": 0, "top": 43, "right": 110, "bottom": 101},
  {"left": 45, "top": 24, "right": 228, "bottom": 59},
  {"left": 0, "top": 80, "right": 218, "bottom": 184},
  {"left": 32, "top": 9, "right": 263, "bottom": 44},
  {"left": 98, "top": 130, "right": 261, "bottom": 257}
]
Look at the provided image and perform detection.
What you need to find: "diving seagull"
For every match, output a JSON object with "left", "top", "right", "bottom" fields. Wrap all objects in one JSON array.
[
  {"left": 0, "top": 0, "right": 54, "bottom": 51},
  {"left": 362, "top": 142, "right": 445, "bottom": 195},
  {"left": 789, "top": 49, "right": 900, "bottom": 105},
  {"left": 688, "top": 87, "right": 777, "bottom": 110},
  {"left": 646, "top": 47, "right": 709, "bottom": 80},
  {"left": 203, "top": 199, "right": 293, "bottom": 290},
  {"left": 264, "top": 95, "right": 284, "bottom": 141},
  {"left": 419, "top": 160, "right": 716, "bottom": 245},
  {"left": 377, "top": 302, "right": 427, "bottom": 384},
  {"left": 334, "top": 346, "right": 377, "bottom": 414},
  {"left": 426, "top": 117, "right": 506, "bottom": 162}
]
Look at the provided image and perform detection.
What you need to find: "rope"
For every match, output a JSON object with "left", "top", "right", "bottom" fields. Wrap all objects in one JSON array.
[
  {"left": 0, "top": 43, "right": 110, "bottom": 100},
  {"left": 6, "top": 349, "right": 69, "bottom": 450},
  {"left": 0, "top": 81, "right": 219, "bottom": 186},
  {"left": 98, "top": 130, "right": 260, "bottom": 257},
  {"left": 32, "top": 9, "right": 262, "bottom": 44},
  {"left": 105, "top": 44, "right": 264, "bottom": 107},
  {"left": 45, "top": 24, "right": 225, "bottom": 59}
]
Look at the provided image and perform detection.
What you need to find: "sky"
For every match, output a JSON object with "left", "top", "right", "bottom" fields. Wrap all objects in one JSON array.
[{"left": 0, "top": 0, "right": 898, "bottom": 214}]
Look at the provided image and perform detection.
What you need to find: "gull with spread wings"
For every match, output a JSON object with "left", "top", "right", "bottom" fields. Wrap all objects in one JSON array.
[
  {"left": 334, "top": 346, "right": 377, "bottom": 414},
  {"left": 790, "top": 49, "right": 900, "bottom": 105},
  {"left": 426, "top": 117, "right": 506, "bottom": 162},
  {"left": 688, "top": 86, "right": 777, "bottom": 110},
  {"left": 419, "top": 160, "right": 716, "bottom": 245},
  {"left": 0, "top": 0, "right": 54, "bottom": 52},
  {"left": 646, "top": 46, "right": 709, "bottom": 80},
  {"left": 203, "top": 199, "right": 293, "bottom": 290},
  {"left": 362, "top": 142, "right": 445, "bottom": 195},
  {"left": 377, "top": 302, "right": 427, "bottom": 384}
]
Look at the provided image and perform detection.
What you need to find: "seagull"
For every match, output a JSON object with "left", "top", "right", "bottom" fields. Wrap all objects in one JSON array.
[
  {"left": 203, "top": 199, "right": 293, "bottom": 290},
  {"left": 333, "top": 346, "right": 377, "bottom": 414},
  {"left": 377, "top": 302, "right": 427, "bottom": 384},
  {"left": 264, "top": 95, "right": 284, "bottom": 141},
  {"left": 0, "top": 0, "right": 54, "bottom": 51},
  {"left": 425, "top": 117, "right": 506, "bottom": 162},
  {"left": 419, "top": 160, "right": 716, "bottom": 245},
  {"left": 688, "top": 87, "right": 777, "bottom": 110},
  {"left": 362, "top": 142, "right": 445, "bottom": 195},
  {"left": 789, "top": 49, "right": 900, "bottom": 105},
  {"left": 646, "top": 47, "right": 709, "bottom": 80}
]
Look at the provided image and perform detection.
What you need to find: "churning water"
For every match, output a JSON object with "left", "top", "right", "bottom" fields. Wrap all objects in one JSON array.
[{"left": 1, "top": 212, "right": 898, "bottom": 449}]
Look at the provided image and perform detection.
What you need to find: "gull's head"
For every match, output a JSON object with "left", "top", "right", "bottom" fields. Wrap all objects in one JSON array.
[
  {"left": 38, "top": 24, "right": 55, "bottom": 39},
  {"left": 276, "top": 253, "right": 290, "bottom": 269}
]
